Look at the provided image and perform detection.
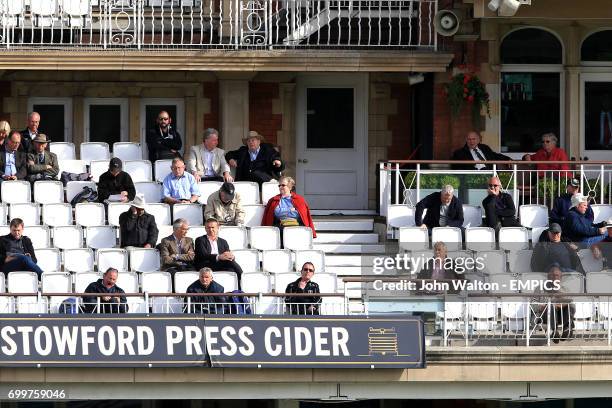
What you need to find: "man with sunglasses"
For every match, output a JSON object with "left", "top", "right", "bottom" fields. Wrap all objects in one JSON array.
[
  {"left": 482, "top": 176, "right": 520, "bottom": 230},
  {"left": 146, "top": 110, "right": 182, "bottom": 163},
  {"left": 285, "top": 262, "right": 321, "bottom": 315}
]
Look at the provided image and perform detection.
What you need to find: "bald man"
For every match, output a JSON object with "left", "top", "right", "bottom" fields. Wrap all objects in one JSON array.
[{"left": 481, "top": 176, "right": 520, "bottom": 230}]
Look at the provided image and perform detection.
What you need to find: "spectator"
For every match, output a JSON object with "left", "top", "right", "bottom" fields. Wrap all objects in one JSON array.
[
  {"left": 146, "top": 110, "right": 182, "bottom": 163},
  {"left": 285, "top": 262, "right": 321, "bottom": 315},
  {"left": 158, "top": 218, "right": 195, "bottom": 273},
  {"left": 204, "top": 182, "right": 245, "bottom": 226},
  {"left": 0, "top": 131, "right": 27, "bottom": 181},
  {"left": 193, "top": 218, "right": 243, "bottom": 284},
  {"left": 119, "top": 194, "right": 158, "bottom": 248},
  {"left": 26, "top": 134, "right": 59, "bottom": 182},
  {"left": 187, "top": 128, "right": 232, "bottom": 182},
  {"left": 185, "top": 268, "right": 226, "bottom": 314},
  {"left": 531, "top": 223, "right": 582, "bottom": 273},
  {"left": 0, "top": 218, "right": 43, "bottom": 278},
  {"left": 0, "top": 120, "right": 10, "bottom": 148},
  {"left": 592, "top": 218, "right": 612, "bottom": 269},
  {"left": 416, "top": 241, "right": 465, "bottom": 294},
  {"left": 563, "top": 193, "right": 606, "bottom": 246},
  {"left": 482, "top": 176, "right": 520, "bottom": 230},
  {"left": 450, "top": 131, "right": 511, "bottom": 170},
  {"left": 19, "top": 112, "right": 40, "bottom": 154},
  {"left": 550, "top": 178, "right": 594, "bottom": 226},
  {"left": 225, "top": 130, "right": 284, "bottom": 185},
  {"left": 533, "top": 264, "right": 574, "bottom": 343},
  {"left": 522, "top": 132, "right": 571, "bottom": 177},
  {"left": 262, "top": 176, "right": 316, "bottom": 238},
  {"left": 82, "top": 268, "right": 128, "bottom": 314},
  {"left": 415, "top": 185, "right": 464, "bottom": 232},
  {"left": 97, "top": 157, "right": 136, "bottom": 203},
  {"left": 162, "top": 157, "right": 200, "bottom": 204}
]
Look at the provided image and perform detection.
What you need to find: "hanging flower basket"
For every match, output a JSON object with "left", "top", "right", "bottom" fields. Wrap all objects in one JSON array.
[{"left": 444, "top": 73, "right": 491, "bottom": 126}]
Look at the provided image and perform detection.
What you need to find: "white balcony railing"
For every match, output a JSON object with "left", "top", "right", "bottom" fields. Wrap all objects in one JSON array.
[{"left": 0, "top": 0, "right": 437, "bottom": 49}]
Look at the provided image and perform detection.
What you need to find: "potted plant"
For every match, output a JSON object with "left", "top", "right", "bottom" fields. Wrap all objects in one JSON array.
[{"left": 445, "top": 72, "right": 491, "bottom": 127}]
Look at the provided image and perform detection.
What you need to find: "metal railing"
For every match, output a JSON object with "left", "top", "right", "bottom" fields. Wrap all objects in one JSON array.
[{"left": 0, "top": 0, "right": 437, "bottom": 49}]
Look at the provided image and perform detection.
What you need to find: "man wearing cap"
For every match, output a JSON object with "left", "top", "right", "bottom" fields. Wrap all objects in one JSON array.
[
  {"left": 531, "top": 223, "right": 583, "bottom": 273},
  {"left": 204, "top": 182, "right": 245, "bottom": 226},
  {"left": 119, "top": 194, "right": 159, "bottom": 248},
  {"left": 146, "top": 110, "right": 182, "bottom": 163},
  {"left": 26, "top": 134, "right": 58, "bottom": 182},
  {"left": 563, "top": 193, "right": 607, "bottom": 246},
  {"left": 550, "top": 178, "right": 594, "bottom": 225},
  {"left": 162, "top": 157, "right": 201, "bottom": 204},
  {"left": 97, "top": 157, "right": 136, "bottom": 203},
  {"left": 592, "top": 219, "right": 612, "bottom": 269},
  {"left": 225, "top": 131, "right": 284, "bottom": 185},
  {"left": 187, "top": 128, "right": 233, "bottom": 182},
  {"left": 0, "top": 131, "right": 27, "bottom": 181}
]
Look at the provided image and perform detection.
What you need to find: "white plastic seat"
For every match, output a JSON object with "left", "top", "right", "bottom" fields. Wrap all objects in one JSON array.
[
  {"left": 113, "top": 142, "right": 143, "bottom": 161},
  {"left": 243, "top": 205, "right": 265, "bottom": 227},
  {"left": 283, "top": 227, "right": 313, "bottom": 250},
  {"left": 116, "top": 271, "right": 139, "bottom": 294},
  {"left": 145, "top": 203, "right": 171, "bottom": 226},
  {"left": 128, "top": 248, "right": 161, "bottom": 272},
  {"left": 52, "top": 225, "right": 83, "bottom": 249},
  {"left": 156, "top": 225, "right": 174, "bottom": 246},
  {"left": 33, "top": 180, "right": 64, "bottom": 204},
  {"left": 58, "top": 159, "right": 87, "bottom": 176},
  {"left": 42, "top": 203, "right": 73, "bottom": 227},
  {"left": 0, "top": 275, "right": 11, "bottom": 313},
  {"left": 1, "top": 181, "right": 31, "bottom": 204},
  {"left": 135, "top": 182, "right": 162, "bottom": 204},
  {"left": 261, "top": 180, "right": 279, "bottom": 205},
  {"left": 66, "top": 181, "right": 97, "bottom": 204},
  {"left": 30, "top": 0, "right": 58, "bottom": 26},
  {"left": 520, "top": 204, "right": 549, "bottom": 229},
  {"left": 587, "top": 272, "right": 612, "bottom": 293},
  {"left": 63, "top": 248, "right": 94, "bottom": 273},
  {"left": 10, "top": 203, "right": 40, "bottom": 225},
  {"left": 172, "top": 203, "right": 203, "bottom": 226},
  {"left": 154, "top": 159, "right": 173, "bottom": 183},
  {"left": 85, "top": 226, "right": 117, "bottom": 249},
  {"left": 519, "top": 272, "right": 547, "bottom": 294},
  {"left": 174, "top": 271, "right": 199, "bottom": 293},
  {"left": 241, "top": 272, "right": 274, "bottom": 314},
  {"left": 462, "top": 205, "right": 483, "bottom": 228},
  {"left": 249, "top": 226, "right": 281, "bottom": 250},
  {"left": 197, "top": 181, "right": 223, "bottom": 204},
  {"left": 274, "top": 272, "right": 300, "bottom": 293},
  {"left": 214, "top": 271, "right": 238, "bottom": 292},
  {"left": 123, "top": 160, "right": 152, "bottom": 183},
  {"left": 74, "top": 272, "right": 102, "bottom": 293},
  {"left": 89, "top": 160, "right": 109, "bottom": 183},
  {"left": 26, "top": 225, "right": 50, "bottom": 249},
  {"left": 80, "top": 142, "right": 110, "bottom": 164},
  {"left": 592, "top": 204, "right": 612, "bottom": 224},
  {"left": 315, "top": 272, "right": 342, "bottom": 315},
  {"left": 476, "top": 250, "right": 507, "bottom": 275},
  {"left": 41, "top": 272, "right": 72, "bottom": 313},
  {"left": 62, "top": 0, "right": 90, "bottom": 26},
  {"left": 0, "top": 203, "right": 8, "bottom": 225},
  {"left": 498, "top": 227, "right": 529, "bottom": 252},
  {"left": 465, "top": 227, "right": 496, "bottom": 251},
  {"left": 387, "top": 205, "right": 416, "bottom": 237},
  {"left": 218, "top": 226, "right": 248, "bottom": 250},
  {"left": 233, "top": 181, "right": 260, "bottom": 205},
  {"left": 431, "top": 227, "right": 462, "bottom": 251},
  {"left": 446, "top": 250, "right": 475, "bottom": 274},
  {"left": 107, "top": 202, "right": 131, "bottom": 227},
  {"left": 294, "top": 249, "right": 325, "bottom": 272},
  {"left": 50, "top": 142, "right": 76, "bottom": 160},
  {"left": 530, "top": 226, "right": 548, "bottom": 245},
  {"left": 36, "top": 248, "right": 61, "bottom": 272},
  {"left": 186, "top": 226, "right": 206, "bottom": 241},
  {"left": 75, "top": 202, "right": 106, "bottom": 227},
  {"left": 564, "top": 272, "right": 585, "bottom": 293},
  {"left": 8, "top": 271, "right": 41, "bottom": 313},
  {"left": 97, "top": 248, "right": 128, "bottom": 272},
  {"left": 507, "top": 249, "right": 533, "bottom": 274},
  {"left": 262, "top": 249, "right": 293, "bottom": 273},
  {"left": 141, "top": 271, "right": 172, "bottom": 293},
  {"left": 398, "top": 227, "right": 429, "bottom": 251},
  {"left": 579, "top": 249, "right": 604, "bottom": 273},
  {"left": 233, "top": 249, "right": 260, "bottom": 272}
]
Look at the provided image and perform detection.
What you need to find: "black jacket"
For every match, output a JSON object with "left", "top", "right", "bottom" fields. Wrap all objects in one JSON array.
[
  {"left": 531, "top": 240, "right": 582, "bottom": 273},
  {"left": 285, "top": 278, "right": 321, "bottom": 315},
  {"left": 184, "top": 279, "right": 226, "bottom": 314},
  {"left": 82, "top": 279, "right": 128, "bottom": 314},
  {"left": 415, "top": 192, "right": 464, "bottom": 228},
  {"left": 19, "top": 129, "right": 38, "bottom": 154},
  {"left": 450, "top": 143, "right": 511, "bottom": 170},
  {"left": 97, "top": 170, "right": 136, "bottom": 203},
  {"left": 0, "top": 146, "right": 28, "bottom": 180},
  {"left": 146, "top": 126, "right": 182, "bottom": 163},
  {"left": 0, "top": 234, "right": 36, "bottom": 264},
  {"left": 193, "top": 236, "right": 230, "bottom": 270},
  {"left": 482, "top": 192, "right": 518, "bottom": 228},
  {"left": 119, "top": 210, "right": 159, "bottom": 248},
  {"left": 225, "top": 143, "right": 284, "bottom": 182}
]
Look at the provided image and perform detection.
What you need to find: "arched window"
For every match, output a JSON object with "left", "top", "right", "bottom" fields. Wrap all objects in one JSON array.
[
  {"left": 581, "top": 30, "right": 612, "bottom": 61},
  {"left": 501, "top": 28, "right": 562, "bottom": 64}
]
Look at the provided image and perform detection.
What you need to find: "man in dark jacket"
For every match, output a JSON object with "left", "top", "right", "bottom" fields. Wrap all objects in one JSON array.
[
  {"left": 146, "top": 110, "right": 182, "bottom": 163},
  {"left": 19, "top": 112, "right": 41, "bottom": 154},
  {"left": 451, "top": 131, "right": 511, "bottom": 170},
  {"left": 482, "top": 176, "right": 520, "bottom": 230},
  {"left": 531, "top": 223, "right": 583, "bottom": 273},
  {"left": 82, "top": 268, "right": 128, "bottom": 314},
  {"left": 119, "top": 194, "right": 159, "bottom": 248},
  {"left": 26, "top": 134, "right": 59, "bottom": 182},
  {"left": 0, "top": 131, "right": 28, "bottom": 181},
  {"left": 285, "top": 262, "right": 321, "bottom": 315},
  {"left": 97, "top": 157, "right": 136, "bottom": 203},
  {"left": 193, "top": 218, "right": 243, "bottom": 284},
  {"left": 225, "top": 131, "right": 284, "bottom": 185},
  {"left": 550, "top": 178, "right": 594, "bottom": 225},
  {"left": 415, "top": 185, "right": 464, "bottom": 231},
  {"left": 185, "top": 267, "right": 226, "bottom": 314},
  {"left": 0, "top": 218, "right": 44, "bottom": 278},
  {"left": 563, "top": 193, "right": 606, "bottom": 246},
  {"left": 592, "top": 219, "right": 612, "bottom": 269}
]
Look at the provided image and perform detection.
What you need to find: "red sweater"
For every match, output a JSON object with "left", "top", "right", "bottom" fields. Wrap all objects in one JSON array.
[
  {"left": 527, "top": 147, "right": 572, "bottom": 177},
  {"left": 262, "top": 192, "right": 316, "bottom": 238}
]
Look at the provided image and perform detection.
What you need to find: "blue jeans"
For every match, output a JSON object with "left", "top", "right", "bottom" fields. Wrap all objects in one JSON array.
[{"left": 3, "top": 255, "right": 44, "bottom": 278}]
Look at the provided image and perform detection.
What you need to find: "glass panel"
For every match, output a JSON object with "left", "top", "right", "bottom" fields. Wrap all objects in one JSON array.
[
  {"left": 582, "top": 30, "right": 612, "bottom": 61},
  {"left": 500, "top": 73, "right": 560, "bottom": 153},
  {"left": 501, "top": 28, "right": 562, "bottom": 65},
  {"left": 584, "top": 82, "right": 612, "bottom": 150},
  {"left": 145, "top": 105, "right": 178, "bottom": 137},
  {"left": 89, "top": 105, "right": 121, "bottom": 145},
  {"left": 32, "top": 104, "right": 65, "bottom": 142},
  {"left": 306, "top": 88, "right": 353, "bottom": 149}
]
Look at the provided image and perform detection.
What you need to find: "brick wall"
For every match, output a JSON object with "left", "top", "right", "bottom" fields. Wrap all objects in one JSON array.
[
  {"left": 249, "top": 82, "right": 282, "bottom": 145},
  {"left": 202, "top": 81, "right": 219, "bottom": 133}
]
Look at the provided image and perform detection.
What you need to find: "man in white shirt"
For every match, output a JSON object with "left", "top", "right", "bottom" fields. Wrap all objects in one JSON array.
[{"left": 187, "top": 128, "right": 232, "bottom": 182}]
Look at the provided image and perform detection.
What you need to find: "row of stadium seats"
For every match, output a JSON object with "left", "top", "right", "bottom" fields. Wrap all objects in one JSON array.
[{"left": 51, "top": 141, "right": 143, "bottom": 163}]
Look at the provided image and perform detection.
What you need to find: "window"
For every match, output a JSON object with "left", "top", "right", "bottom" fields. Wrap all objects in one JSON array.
[
  {"left": 306, "top": 88, "right": 354, "bottom": 149},
  {"left": 27, "top": 98, "right": 73, "bottom": 143},
  {"left": 581, "top": 30, "right": 612, "bottom": 62},
  {"left": 84, "top": 98, "right": 129, "bottom": 144},
  {"left": 501, "top": 28, "right": 562, "bottom": 65}
]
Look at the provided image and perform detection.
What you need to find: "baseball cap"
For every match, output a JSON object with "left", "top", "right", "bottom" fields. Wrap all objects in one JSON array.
[
  {"left": 548, "top": 223, "right": 562, "bottom": 234},
  {"left": 568, "top": 178, "right": 580, "bottom": 188},
  {"left": 109, "top": 157, "right": 122, "bottom": 170}
]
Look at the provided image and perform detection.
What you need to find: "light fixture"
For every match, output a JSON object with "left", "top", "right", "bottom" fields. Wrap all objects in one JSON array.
[
  {"left": 488, "top": 0, "right": 500, "bottom": 11},
  {"left": 408, "top": 73, "right": 425, "bottom": 86},
  {"left": 498, "top": 0, "right": 521, "bottom": 16}
]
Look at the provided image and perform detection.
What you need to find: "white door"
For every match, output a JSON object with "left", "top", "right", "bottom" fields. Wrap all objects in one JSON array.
[
  {"left": 140, "top": 98, "right": 185, "bottom": 161},
  {"left": 296, "top": 74, "right": 368, "bottom": 209}
]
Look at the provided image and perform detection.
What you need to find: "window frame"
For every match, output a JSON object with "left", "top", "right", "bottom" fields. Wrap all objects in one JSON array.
[
  {"left": 83, "top": 97, "right": 129, "bottom": 144},
  {"left": 27, "top": 97, "right": 73, "bottom": 143}
]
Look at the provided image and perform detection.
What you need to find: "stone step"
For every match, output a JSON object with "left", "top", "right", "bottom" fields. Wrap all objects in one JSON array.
[
  {"left": 313, "top": 219, "right": 374, "bottom": 232},
  {"left": 326, "top": 254, "right": 381, "bottom": 266},
  {"left": 313, "top": 243, "right": 385, "bottom": 254},
  {"left": 311, "top": 209, "right": 377, "bottom": 216},
  {"left": 315, "top": 233, "right": 379, "bottom": 244}
]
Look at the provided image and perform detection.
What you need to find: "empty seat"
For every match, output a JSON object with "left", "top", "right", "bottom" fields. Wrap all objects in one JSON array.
[
  {"left": 172, "top": 203, "right": 203, "bottom": 226},
  {"left": 156, "top": 225, "right": 174, "bottom": 246},
  {"left": 123, "top": 160, "right": 152, "bottom": 182},
  {"left": 8, "top": 271, "right": 41, "bottom": 313},
  {"left": 66, "top": 181, "right": 97, "bottom": 204},
  {"left": 197, "top": 181, "right": 223, "bottom": 204},
  {"left": 316, "top": 272, "right": 341, "bottom": 314},
  {"left": 476, "top": 250, "right": 507, "bottom": 275},
  {"left": 587, "top": 271, "right": 612, "bottom": 293},
  {"left": 63, "top": 248, "right": 94, "bottom": 273},
  {"left": 218, "top": 226, "right": 248, "bottom": 250},
  {"left": 26, "top": 225, "right": 50, "bottom": 249},
  {"left": 398, "top": 227, "right": 429, "bottom": 251},
  {"left": 447, "top": 250, "right": 476, "bottom": 274},
  {"left": 115, "top": 271, "right": 139, "bottom": 293},
  {"left": 74, "top": 272, "right": 102, "bottom": 293},
  {"left": 1, "top": 181, "right": 31, "bottom": 204},
  {"left": 50, "top": 142, "right": 76, "bottom": 160},
  {"left": 52, "top": 225, "right": 83, "bottom": 249},
  {"left": 0, "top": 203, "right": 8, "bottom": 225},
  {"left": 579, "top": 248, "right": 604, "bottom": 273},
  {"left": 249, "top": 226, "right": 281, "bottom": 250},
  {"left": 243, "top": 205, "right": 265, "bottom": 227},
  {"left": 273, "top": 272, "right": 300, "bottom": 294},
  {"left": 564, "top": 272, "right": 585, "bottom": 293},
  {"left": 85, "top": 226, "right": 117, "bottom": 249},
  {"left": 113, "top": 142, "right": 143, "bottom": 161},
  {"left": 154, "top": 159, "right": 173, "bottom": 183},
  {"left": 97, "top": 248, "right": 128, "bottom": 272},
  {"left": 294, "top": 249, "right": 325, "bottom": 272},
  {"left": 520, "top": 204, "right": 549, "bottom": 228},
  {"left": 261, "top": 180, "right": 279, "bottom": 205},
  {"left": 214, "top": 271, "right": 239, "bottom": 292},
  {"left": 129, "top": 248, "right": 160, "bottom": 272},
  {"left": 41, "top": 272, "right": 72, "bottom": 313},
  {"left": 174, "top": 271, "right": 199, "bottom": 293},
  {"left": 462, "top": 205, "right": 483, "bottom": 228},
  {"left": 241, "top": 272, "right": 274, "bottom": 313},
  {"left": 89, "top": 160, "right": 110, "bottom": 183},
  {"left": 283, "top": 227, "right": 313, "bottom": 250},
  {"left": 262, "top": 249, "right": 293, "bottom": 273},
  {"left": 507, "top": 249, "right": 533, "bottom": 274},
  {"left": 42, "top": 203, "right": 73, "bottom": 227},
  {"left": 145, "top": 203, "right": 171, "bottom": 226},
  {"left": 141, "top": 271, "right": 172, "bottom": 293},
  {"left": 58, "top": 159, "right": 87, "bottom": 176},
  {"left": 10, "top": 203, "right": 41, "bottom": 225},
  {"left": 186, "top": 226, "right": 206, "bottom": 241},
  {"left": 36, "top": 248, "right": 61, "bottom": 272},
  {"left": 80, "top": 142, "right": 110, "bottom": 164},
  {"left": 233, "top": 249, "right": 260, "bottom": 272},
  {"left": 465, "top": 227, "right": 496, "bottom": 251},
  {"left": 387, "top": 205, "right": 416, "bottom": 237},
  {"left": 135, "top": 182, "right": 162, "bottom": 204},
  {"left": 33, "top": 180, "right": 64, "bottom": 204},
  {"left": 107, "top": 202, "right": 131, "bottom": 227},
  {"left": 75, "top": 202, "right": 106, "bottom": 227},
  {"left": 591, "top": 204, "right": 612, "bottom": 224},
  {"left": 431, "top": 227, "right": 462, "bottom": 251},
  {"left": 498, "top": 227, "right": 529, "bottom": 252},
  {"left": 233, "top": 181, "right": 260, "bottom": 205}
]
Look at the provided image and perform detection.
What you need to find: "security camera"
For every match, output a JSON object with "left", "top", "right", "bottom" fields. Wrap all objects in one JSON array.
[{"left": 488, "top": 0, "right": 500, "bottom": 11}]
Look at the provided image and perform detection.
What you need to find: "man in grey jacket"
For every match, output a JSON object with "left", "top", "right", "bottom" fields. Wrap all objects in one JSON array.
[{"left": 187, "top": 128, "right": 233, "bottom": 182}]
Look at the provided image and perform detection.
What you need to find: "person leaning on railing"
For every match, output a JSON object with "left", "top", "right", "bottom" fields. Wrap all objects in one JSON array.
[
  {"left": 82, "top": 268, "right": 128, "bottom": 314},
  {"left": 184, "top": 268, "right": 226, "bottom": 314},
  {"left": 285, "top": 262, "right": 321, "bottom": 315},
  {"left": 563, "top": 193, "right": 607, "bottom": 247},
  {"left": 522, "top": 132, "right": 571, "bottom": 178},
  {"left": 550, "top": 178, "right": 594, "bottom": 226}
]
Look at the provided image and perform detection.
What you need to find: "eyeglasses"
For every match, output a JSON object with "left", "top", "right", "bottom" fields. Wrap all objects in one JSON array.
[
  {"left": 279, "top": 184, "right": 288, "bottom": 187},
  {"left": 488, "top": 184, "right": 500, "bottom": 188},
  {"left": 158, "top": 117, "right": 170, "bottom": 121},
  {"left": 302, "top": 268, "right": 314, "bottom": 272},
  {"left": 542, "top": 140, "right": 551, "bottom": 144}
]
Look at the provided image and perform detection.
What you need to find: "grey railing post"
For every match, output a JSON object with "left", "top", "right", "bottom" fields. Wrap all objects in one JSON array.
[
  {"left": 416, "top": 163, "right": 421, "bottom": 203},
  {"left": 512, "top": 163, "right": 518, "bottom": 216}
]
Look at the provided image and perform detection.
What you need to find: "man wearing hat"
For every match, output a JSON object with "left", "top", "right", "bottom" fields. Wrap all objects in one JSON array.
[
  {"left": 97, "top": 157, "right": 136, "bottom": 203},
  {"left": 550, "top": 178, "right": 594, "bottom": 225},
  {"left": 204, "top": 182, "right": 245, "bottom": 226},
  {"left": 119, "top": 193, "right": 159, "bottom": 249},
  {"left": 225, "top": 130, "right": 284, "bottom": 185},
  {"left": 531, "top": 223, "right": 583, "bottom": 273},
  {"left": 563, "top": 193, "right": 607, "bottom": 246},
  {"left": 26, "top": 133, "right": 58, "bottom": 182},
  {"left": 592, "top": 219, "right": 612, "bottom": 269}
]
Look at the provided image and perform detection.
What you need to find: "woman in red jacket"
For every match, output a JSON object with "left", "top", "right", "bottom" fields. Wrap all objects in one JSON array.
[{"left": 262, "top": 176, "right": 316, "bottom": 238}]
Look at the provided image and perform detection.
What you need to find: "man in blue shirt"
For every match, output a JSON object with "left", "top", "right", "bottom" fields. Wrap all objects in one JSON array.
[
  {"left": 162, "top": 157, "right": 201, "bottom": 204},
  {"left": 0, "top": 131, "right": 27, "bottom": 181}
]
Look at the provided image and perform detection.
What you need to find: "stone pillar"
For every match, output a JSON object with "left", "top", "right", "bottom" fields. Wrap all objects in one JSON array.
[
  {"left": 72, "top": 95, "right": 84, "bottom": 148},
  {"left": 219, "top": 78, "right": 251, "bottom": 150},
  {"left": 277, "top": 83, "right": 296, "bottom": 178},
  {"left": 566, "top": 67, "right": 581, "bottom": 158},
  {"left": 128, "top": 95, "right": 141, "bottom": 144}
]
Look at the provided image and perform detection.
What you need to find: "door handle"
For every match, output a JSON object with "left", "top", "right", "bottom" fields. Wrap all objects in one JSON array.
[
  {"left": 302, "top": 159, "right": 309, "bottom": 164},
  {"left": 297, "top": 159, "right": 302, "bottom": 163}
]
